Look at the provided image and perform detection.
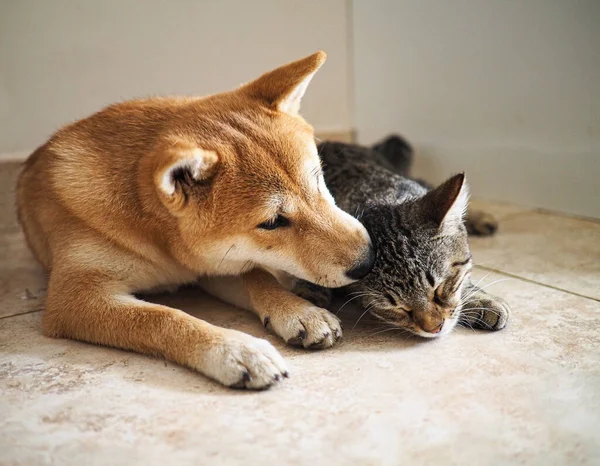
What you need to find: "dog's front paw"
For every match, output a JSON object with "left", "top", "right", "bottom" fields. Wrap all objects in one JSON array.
[
  {"left": 460, "top": 295, "right": 510, "bottom": 331},
  {"left": 194, "top": 329, "right": 289, "bottom": 389},
  {"left": 264, "top": 305, "right": 342, "bottom": 349}
]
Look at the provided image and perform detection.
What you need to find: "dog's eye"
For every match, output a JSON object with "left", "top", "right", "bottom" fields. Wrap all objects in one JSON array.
[{"left": 257, "top": 214, "right": 290, "bottom": 230}]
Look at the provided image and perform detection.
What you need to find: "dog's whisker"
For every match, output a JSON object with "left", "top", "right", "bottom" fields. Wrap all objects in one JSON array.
[{"left": 218, "top": 244, "right": 235, "bottom": 269}]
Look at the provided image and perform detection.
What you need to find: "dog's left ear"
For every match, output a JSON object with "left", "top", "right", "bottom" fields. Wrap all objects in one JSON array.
[
  {"left": 150, "top": 137, "right": 219, "bottom": 212},
  {"left": 242, "top": 51, "right": 327, "bottom": 116}
]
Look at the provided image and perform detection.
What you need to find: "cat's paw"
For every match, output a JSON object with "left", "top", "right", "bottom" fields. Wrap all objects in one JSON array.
[
  {"left": 466, "top": 209, "right": 498, "bottom": 236},
  {"left": 460, "top": 294, "right": 510, "bottom": 331},
  {"left": 194, "top": 329, "right": 289, "bottom": 390},
  {"left": 291, "top": 280, "right": 333, "bottom": 309},
  {"left": 264, "top": 305, "right": 342, "bottom": 349}
]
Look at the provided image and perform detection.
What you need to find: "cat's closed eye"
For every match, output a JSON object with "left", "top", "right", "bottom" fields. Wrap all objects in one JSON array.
[
  {"left": 385, "top": 294, "right": 397, "bottom": 306},
  {"left": 433, "top": 288, "right": 446, "bottom": 306}
]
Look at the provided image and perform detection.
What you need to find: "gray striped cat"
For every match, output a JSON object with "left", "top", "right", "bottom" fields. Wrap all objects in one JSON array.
[{"left": 293, "top": 136, "right": 510, "bottom": 338}]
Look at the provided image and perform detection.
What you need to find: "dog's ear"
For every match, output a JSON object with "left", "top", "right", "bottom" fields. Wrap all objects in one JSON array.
[
  {"left": 153, "top": 138, "right": 219, "bottom": 211},
  {"left": 242, "top": 51, "right": 327, "bottom": 116}
]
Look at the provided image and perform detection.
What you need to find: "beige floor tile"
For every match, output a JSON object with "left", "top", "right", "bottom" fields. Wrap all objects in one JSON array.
[
  {"left": 0, "top": 162, "right": 21, "bottom": 234},
  {"left": 470, "top": 212, "right": 600, "bottom": 300},
  {"left": 1, "top": 272, "right": 599, "bottom": 465},
  {"left": 0, "top": 231, "right": 47, "bottom": 318},
  {"left": 470, "top": 198, "right": 535, "bottom": 221}
]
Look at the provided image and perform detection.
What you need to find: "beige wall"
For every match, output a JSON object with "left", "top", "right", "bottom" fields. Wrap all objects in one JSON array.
[
  {"left": 353, "top": 0, "right": 600, "bottom": 218},
  {"left": 0, "top": 0, "right": 351, "bottom": 153},
  {"left": 3, "top": 1, "right": 598, "bottom": 217}
]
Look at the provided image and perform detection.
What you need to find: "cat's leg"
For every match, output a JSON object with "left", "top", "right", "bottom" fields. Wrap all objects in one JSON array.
[
  {"left": 290, "top": 279, "right": 333, "bottom": 309},
  {"left": 458, "top": 280, "right": 510, "bottom": 331},
  {"left": 465, "top": 209, "right": 498, "bottom": 236},
  {"left": 371, "top": 135, "right": 414, "bottom": 175}
]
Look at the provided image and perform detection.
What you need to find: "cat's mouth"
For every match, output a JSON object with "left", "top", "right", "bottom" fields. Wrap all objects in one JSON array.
[
  {"left": 414, "top": 318, "right": 458, "bottom": 338},
  {"left": 370, "top": 308, "right": 459, "bottom": 338}
]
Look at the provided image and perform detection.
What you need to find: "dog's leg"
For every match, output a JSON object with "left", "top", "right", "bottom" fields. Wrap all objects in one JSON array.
[
  {"left": 199, "top": 270, "right": 342, "bottom": 349},
  {"left": 290, "top": 279, "right": 333, "bottom": 309},
  {"left": 43, "top": 267, "right": 288, "bottom": 389}
]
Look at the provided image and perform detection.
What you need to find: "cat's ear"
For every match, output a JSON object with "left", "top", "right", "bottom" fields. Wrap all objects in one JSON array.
[
  {"left": 241, "top": 51, "right": 326, "bottom": 116},
  {"left": 420, "top": 173, "right": 469, "bottom": 229}
]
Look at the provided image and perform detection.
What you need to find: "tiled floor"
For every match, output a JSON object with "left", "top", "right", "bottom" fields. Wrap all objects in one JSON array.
[{"left": 1, "top": 162, "right": 599, "bottom": 465}]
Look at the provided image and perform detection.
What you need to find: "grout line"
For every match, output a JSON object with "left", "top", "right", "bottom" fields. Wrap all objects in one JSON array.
[
  {"left": 474, "top": 265, "right": 600, "bottom": 303},
  {"left": 532, "top": 208, "right": 600, "bottom": 225},
  {"left": 0, "top": 308, "right": 44, "bottom": 320},
  {"left": 495, "top": 208, "right": 599, "bottom": 225}
]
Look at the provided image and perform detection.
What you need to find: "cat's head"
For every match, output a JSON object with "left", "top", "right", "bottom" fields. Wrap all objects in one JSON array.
[{"left": 355, "top": 174, "right": 471, "bottom": 338}]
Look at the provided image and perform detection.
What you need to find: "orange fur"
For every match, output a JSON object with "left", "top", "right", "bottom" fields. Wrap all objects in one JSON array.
[{"left": 16, "top": 52, "right": 373, "bottom": 389}]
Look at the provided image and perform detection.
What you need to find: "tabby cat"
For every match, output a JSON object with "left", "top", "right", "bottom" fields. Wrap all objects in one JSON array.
[{"left": 293, "top": 136, "right": 510, "bottom": 338}]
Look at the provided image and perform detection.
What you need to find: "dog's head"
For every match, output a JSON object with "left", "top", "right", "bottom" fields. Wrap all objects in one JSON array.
[{"left": 152, "top": 52, "right": 373, "bottom": 287}]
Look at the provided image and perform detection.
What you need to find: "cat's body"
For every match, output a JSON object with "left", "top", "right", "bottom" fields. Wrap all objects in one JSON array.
[{"left": 294, "top": 137, "right": 510, "bottom": 337}]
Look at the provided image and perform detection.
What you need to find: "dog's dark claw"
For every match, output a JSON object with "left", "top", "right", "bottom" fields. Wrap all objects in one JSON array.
[
  {"left": 230, "top": 371, "right": 253, "bottom": 389},
  {"left": 263, "top": 316, "right": 270, "bottom": 328},
  {"left": 288, "top": 328, "right": 308, "bottom": 346},
  {"left": 283, "top": 371, "right": 289, "bottom": 378}
]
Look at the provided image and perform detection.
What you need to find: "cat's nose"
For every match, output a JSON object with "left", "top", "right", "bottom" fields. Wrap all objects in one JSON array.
[
  {"left": 346, "top": 244, "right": 376, "bottom": 280},
  {"left": 425, "top": 322, "right": 444, "bottom": 334}
]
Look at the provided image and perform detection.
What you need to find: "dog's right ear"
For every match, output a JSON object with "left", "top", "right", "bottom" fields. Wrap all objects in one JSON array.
[
  {"left": 151, "top": 138, "right": 219, "bottom": 211},
  {"left": 241, "top": 51, "right": 327, "bottom": 116}
]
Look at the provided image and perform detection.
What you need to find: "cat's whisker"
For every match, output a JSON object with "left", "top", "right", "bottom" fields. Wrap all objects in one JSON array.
[
  {"left": 352, "top": 298, "right": 382, "bottom": 331},
  {"left": 471, "top": 278, "right": 512, "bottom": 294},
  {"left": 336, "top": 293, "right": 370, "bottom": 315},
  {"left": 458, "top": 320, "right": 477, "bottom": 332},
  {"left": 352, "top": 306, "right": 374, "bottom": 331},
  {"left": 470, "top": 272, "right": 491, "bottom": 292},
  {"left": 459, "top": 277, "right": 511, "bottom": 306},
  {"left": 459, "top": 273, "right": 493, "bottom": 303},
  {"left": 459, "top": 307, "right": 502, "bottom": 328},
  {"left": 365, "top": 326, "right": 402, "bottom": 338}
]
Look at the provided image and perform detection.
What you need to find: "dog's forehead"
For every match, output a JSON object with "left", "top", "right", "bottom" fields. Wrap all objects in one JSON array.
[{"left": 246, "top": 129, "right": 319, "bottom": 180}]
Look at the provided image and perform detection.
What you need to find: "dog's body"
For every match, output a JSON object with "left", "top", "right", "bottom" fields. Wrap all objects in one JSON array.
[{"left": 17, "top": 52, "right": 374, "bottom": 389}]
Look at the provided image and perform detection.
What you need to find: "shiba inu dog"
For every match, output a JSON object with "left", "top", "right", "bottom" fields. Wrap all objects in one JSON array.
[{"left": 16, "top": 52, "right": 374, "bottom": 389}]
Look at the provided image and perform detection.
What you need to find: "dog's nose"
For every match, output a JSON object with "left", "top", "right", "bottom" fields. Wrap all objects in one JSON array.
[{"left": 346, "top": 245, "right": 376, "bottom": 280}]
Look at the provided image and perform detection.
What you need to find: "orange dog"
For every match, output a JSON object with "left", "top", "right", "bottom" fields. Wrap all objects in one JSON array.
[{"left": 16, "top": 52, "right": 374, "bottom": 389}]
